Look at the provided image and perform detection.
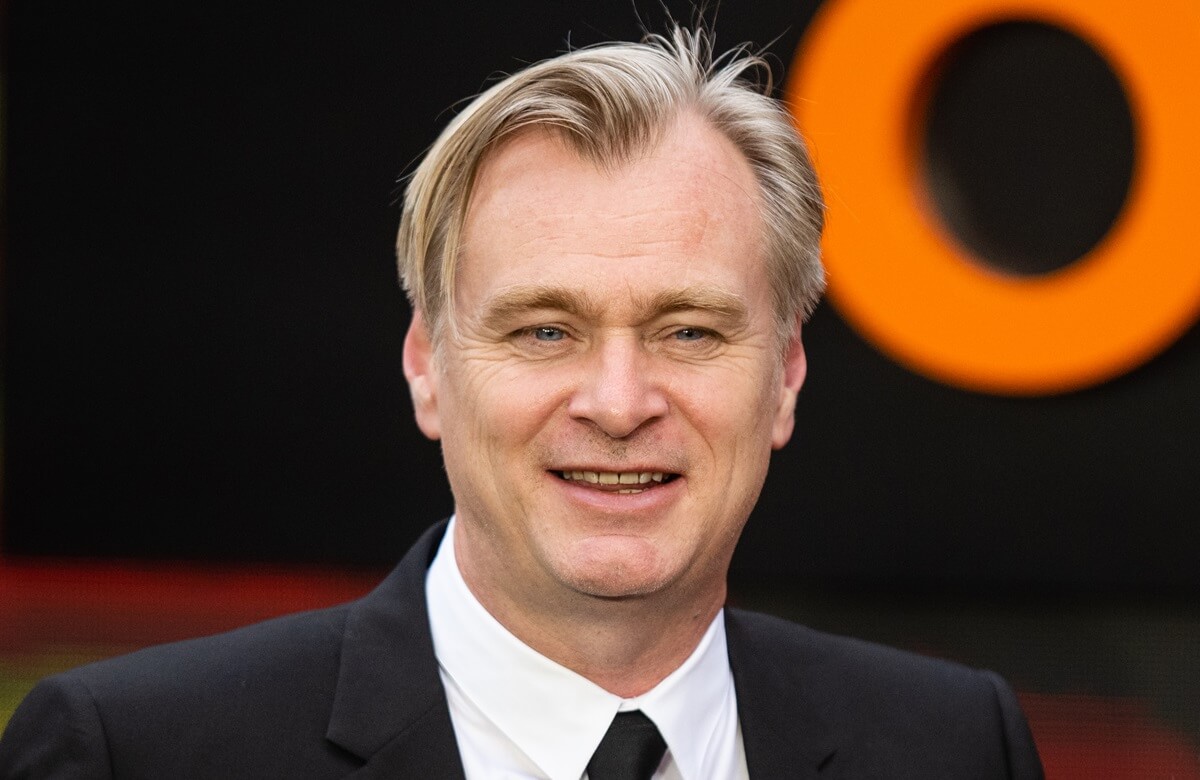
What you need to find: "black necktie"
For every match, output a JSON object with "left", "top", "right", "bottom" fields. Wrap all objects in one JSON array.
[{"left": 586, "top": 710, "right": 668, "bottom": 780}]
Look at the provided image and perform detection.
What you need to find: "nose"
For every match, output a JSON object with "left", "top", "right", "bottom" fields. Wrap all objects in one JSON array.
[{"left": 567, "top": 335, "right": 669, "bottom": 439}]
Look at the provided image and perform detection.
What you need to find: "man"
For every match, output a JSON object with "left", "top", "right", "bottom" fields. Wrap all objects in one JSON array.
[{"left": 0, "top": 27, "right": 1042, "bottom": 779}]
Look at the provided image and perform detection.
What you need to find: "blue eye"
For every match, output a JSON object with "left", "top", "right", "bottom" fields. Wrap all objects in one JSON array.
[
  {"left": 675, "top": 327, "right": 707, "bottom": 341},
  {"left": 533, "top": 327, "right": 565, "bottom": 341}
]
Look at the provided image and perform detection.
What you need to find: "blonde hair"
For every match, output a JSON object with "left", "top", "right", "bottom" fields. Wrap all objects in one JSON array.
[{"left": 396, "top": 26, "right": 825, "bottom": 342}]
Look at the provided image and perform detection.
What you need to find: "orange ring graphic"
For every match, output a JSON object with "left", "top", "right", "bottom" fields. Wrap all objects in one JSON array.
[{"left": 787, "top": 0, "right": 1200, "bottom": 394}]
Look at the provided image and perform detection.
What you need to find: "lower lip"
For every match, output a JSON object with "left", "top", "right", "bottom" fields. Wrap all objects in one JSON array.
[{"left": 548, "top": 472, "right": 685, "bottom": 514}]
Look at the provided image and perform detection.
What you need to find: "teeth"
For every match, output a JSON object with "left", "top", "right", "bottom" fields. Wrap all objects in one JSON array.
[{"left": 560, "top": 470, "right": 671, "bottom": 485}]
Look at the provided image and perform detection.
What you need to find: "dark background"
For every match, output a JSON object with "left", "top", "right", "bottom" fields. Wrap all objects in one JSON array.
[
  {"left": 5, "top": 2, "right": 1200, "bottom": 769},
  {"left": 4, "top": 0, "right": 1198, "bottom": 595}
]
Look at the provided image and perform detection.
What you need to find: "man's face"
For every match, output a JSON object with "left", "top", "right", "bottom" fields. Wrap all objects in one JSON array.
[{"left": 404, "top": 115, "right": 807, "bottom": 608}]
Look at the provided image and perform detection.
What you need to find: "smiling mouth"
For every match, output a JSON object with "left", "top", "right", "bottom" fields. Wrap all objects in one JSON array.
[{"left": 554, "top": 470, "right": 680, "bottom": 494}]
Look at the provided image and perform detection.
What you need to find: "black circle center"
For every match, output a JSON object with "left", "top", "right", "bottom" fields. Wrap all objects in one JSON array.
[{"left": 920, "top": 21, "right": 1136, "bottom": 276}]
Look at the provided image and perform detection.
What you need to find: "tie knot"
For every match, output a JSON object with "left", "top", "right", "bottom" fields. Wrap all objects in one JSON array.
[{"left": 587, "top": 710, "right": 667, "bottom": 780}]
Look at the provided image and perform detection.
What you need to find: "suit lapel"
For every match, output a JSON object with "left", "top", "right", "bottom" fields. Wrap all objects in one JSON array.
[
  {"left": 726, "top": 609, "right": 837, "bottom": 778},
  {"left": 326, "top": 521, "right": 466, "bottom": 780},
  {"left": 323, "top": 525, "right": 836, "bottom": 779}
]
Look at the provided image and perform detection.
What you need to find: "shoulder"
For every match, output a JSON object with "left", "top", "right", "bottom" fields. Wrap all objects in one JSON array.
[
  {"left": 726, "top": 608, "right": 1043, "bottom": 779},
  {"left": 0, "top": 524, "right": 447, "bottom": 778},
  {"left": 0, "top": 605, "right": 358, "bottom": 778},
  {"left": 77, "top": 602, "right": 351, "bottom": 696},
  {"left": 728, "top": 606, "right": 990, "bottom": 694}
]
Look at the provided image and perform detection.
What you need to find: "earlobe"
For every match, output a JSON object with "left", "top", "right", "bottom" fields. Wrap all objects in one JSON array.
[
  {"left": 403, "top": 311, "right": 442, "bottom": 441},
  {"left": 771, "top": 318, "right": 808, "bottom": 450}
]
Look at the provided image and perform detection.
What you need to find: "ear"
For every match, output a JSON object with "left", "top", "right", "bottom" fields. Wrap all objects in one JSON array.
[
  {"left": 403, "top": 310, "right": 442, "bottom": 441},
  {"left": 771, "top": 317, "right": 808, "bottom": 449}
]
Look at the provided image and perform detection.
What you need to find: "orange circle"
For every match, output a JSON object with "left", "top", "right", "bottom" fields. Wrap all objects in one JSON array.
[{"left": 787, "top": 0, "right": 1200, "bottom": 394}]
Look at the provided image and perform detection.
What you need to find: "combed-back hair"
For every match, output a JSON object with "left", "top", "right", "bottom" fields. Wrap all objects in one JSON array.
[{"left": 396, "top": 26, "right": 825, "bottom": 343}]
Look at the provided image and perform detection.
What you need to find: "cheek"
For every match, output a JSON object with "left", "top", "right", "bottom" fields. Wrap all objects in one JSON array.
[
  {"left": 673, "top": 362, "right": 779, "bottom": 437},
  {"left": 442, "top": 360, "right": 570, "bottom": 460}
]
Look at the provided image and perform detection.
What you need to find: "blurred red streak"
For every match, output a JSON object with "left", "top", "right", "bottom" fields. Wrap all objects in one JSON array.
[
  {"left": 0, "top": 559, "right": 384, "bottom": 653},
  {"left": 1021, "top": 692, "right": 1200, "bottom": 780},
  {"left": 4, "top": 562, "right": 1200, "bottom": 780}
]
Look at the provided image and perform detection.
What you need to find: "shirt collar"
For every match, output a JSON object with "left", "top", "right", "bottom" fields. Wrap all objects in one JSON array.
[{"left": 426, "top": 516, "right": 736, "bottom": 780}]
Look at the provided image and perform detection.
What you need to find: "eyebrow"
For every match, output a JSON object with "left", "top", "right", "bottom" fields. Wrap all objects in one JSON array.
[
  {"left": 480, "top": 286, "right": 604, "bottom": 328},
  {"left": 642, "top": 288, "right": 749, "bottom": 324},
  {"left": 479, "top": 283, "right": 750, "bottom": 330}
]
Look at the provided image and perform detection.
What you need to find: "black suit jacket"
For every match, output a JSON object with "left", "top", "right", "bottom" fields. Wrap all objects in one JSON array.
[{"left": 0, "top": 522, "right": 1043, "bottom": 778}]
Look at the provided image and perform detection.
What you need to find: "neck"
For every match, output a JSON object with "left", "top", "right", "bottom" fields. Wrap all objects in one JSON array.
[{"left": 454, "top": 525, "right": 727, "bottom": 698}]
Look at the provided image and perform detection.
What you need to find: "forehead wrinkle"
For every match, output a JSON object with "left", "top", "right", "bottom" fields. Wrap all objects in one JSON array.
[{"left": 513, "top": 206, "right": 714, "bottom": 254}]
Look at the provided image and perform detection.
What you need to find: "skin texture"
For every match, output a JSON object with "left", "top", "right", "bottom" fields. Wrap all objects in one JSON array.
[{"left": 403, "top": 114, "right": 807, "bottom": 696}]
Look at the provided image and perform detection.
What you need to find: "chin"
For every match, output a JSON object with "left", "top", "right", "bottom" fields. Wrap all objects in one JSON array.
[{"left": 556, "top": 537, "right": 680, "bottom": 599}]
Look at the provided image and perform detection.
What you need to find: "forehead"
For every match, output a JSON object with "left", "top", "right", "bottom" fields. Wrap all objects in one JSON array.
[{"left": 457, "top": 116, "right": 767, "bottom": 310}]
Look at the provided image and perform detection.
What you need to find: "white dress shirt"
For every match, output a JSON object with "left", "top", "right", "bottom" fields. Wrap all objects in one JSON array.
[{"left": 425, "top": 517, "right": 749, "bottom": 780}]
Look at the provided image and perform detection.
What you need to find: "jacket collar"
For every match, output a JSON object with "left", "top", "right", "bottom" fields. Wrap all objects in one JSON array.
[
  {"left": 327, "top": 520, "right": 466, "bottom": 779},
  {"left": 726, "top": 608, "right": 838, "bottom": 778},
  {"left": 324, "top": 520, "right": 836, "bottom": 779}
]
